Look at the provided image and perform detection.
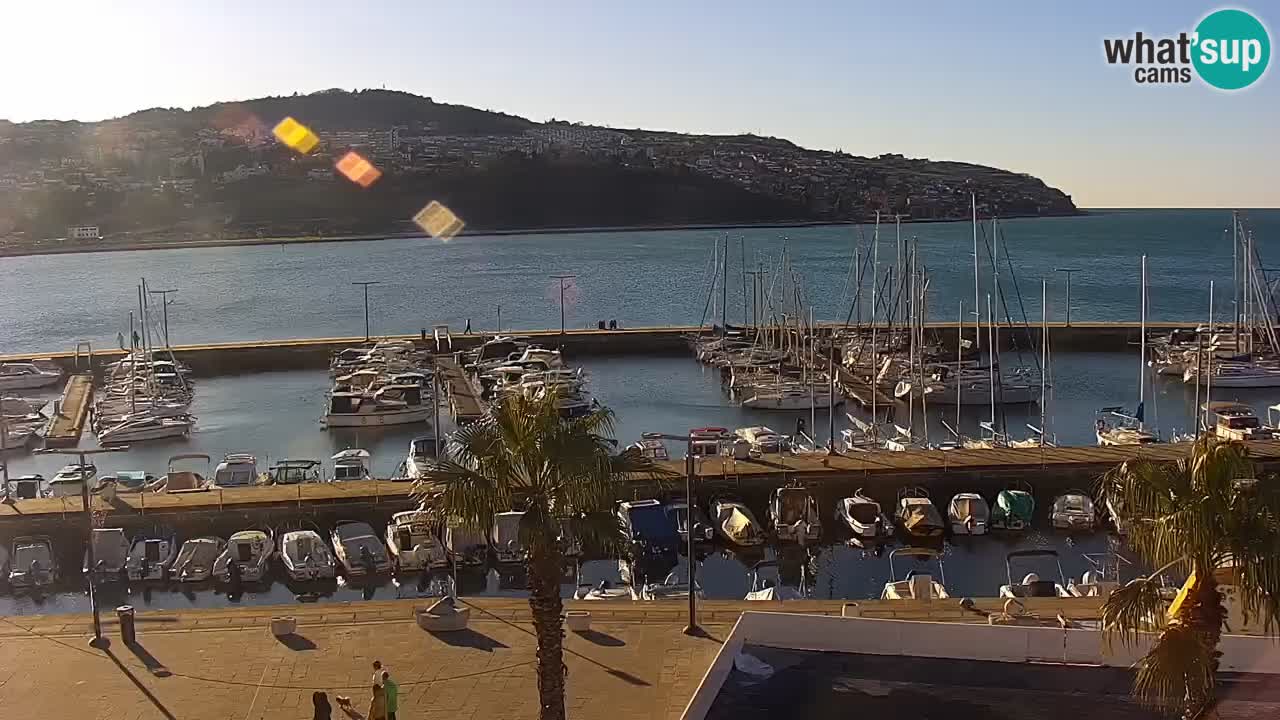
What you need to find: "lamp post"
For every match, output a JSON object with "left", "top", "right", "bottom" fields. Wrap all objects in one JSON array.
[
  {"left": 351, "top": 281, "right": 381, "bottom": 341},
  {"left": 37, "top": 445, "right": 129, "bottom": 648},
  {"left": 550, "top": 275, "right": 575, "bottom": 334},
  {"left": 642, "top": 429, "right": 732, "bottom": 636},
  {"left": 1054, "top": 268, "right": 1080, "bottom": 326}
]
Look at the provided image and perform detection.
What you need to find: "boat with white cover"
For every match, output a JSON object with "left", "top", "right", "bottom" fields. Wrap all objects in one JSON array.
[
  {"left": 332, "top": 521, "right": 390, "bottom": 577},
  {"left": 214, "top": 529, "right": 274, "bottom": 582},
  {"left": 278, "top": 530, "right": 336, "bottom": 581},
  {"left": 835, "top": 490, "right": 893, "bottom": 546},
  {"left": 947, "top": 493, "right": 990, "bottom": 536},
  {"left": 998, "top": 549, "right": 1072, "bottom": 598},
  {"left": 385, "top": 511, "right": 448, "bottom": 571},
  {"left": 172, "top": 536, "right": 225, "bottom": 582}
]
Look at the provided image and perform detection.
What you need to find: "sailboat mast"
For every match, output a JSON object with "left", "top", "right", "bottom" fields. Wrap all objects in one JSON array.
[
  {"left": 1139, "top": 255, "right": 1147, "bottom": 431},
  {"left": 1207, "top": 280, "right": 1215, "bottom": 430},
  {"left": 1040, "top": 279, "right": 1047, "bottom": 441},
  {"left": 987, "top": 294, "right": 995, "bottom": 436},
  {"left": 721, "top": 235, "right": 728, "bottom": 333},
  {"left": 956, "top": 300, "right": 963, "bottom": 433},
  {"left": 872, "top": 212, "right": 881, "bottom": 330},
  {"left": 740, "top": 238, "right": 747, "bottom": 326},
  {"left": 1232, "top": 212, "right": 1239, "bottom": 350},
  {"left": 972, "top": 193, "right": 981, "bottom": 350}
]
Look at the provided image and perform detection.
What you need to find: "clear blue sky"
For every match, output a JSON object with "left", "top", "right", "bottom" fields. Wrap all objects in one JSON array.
[{"left": 5, "top": 0, "right": 1277, "bottom": 207}]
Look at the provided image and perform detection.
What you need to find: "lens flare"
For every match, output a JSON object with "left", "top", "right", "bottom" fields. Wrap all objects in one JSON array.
[
  {"left": 335, "top": 151, "right": 382, "bottom": 188},
  {"left": 412, "top": 201, "right": 465, "bottom": 241},
  {"left": 272, "top": 117, "right": 319, "bottom": 154}
]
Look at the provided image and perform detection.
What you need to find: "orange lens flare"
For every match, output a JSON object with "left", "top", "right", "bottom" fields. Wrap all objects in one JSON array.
[{"left": 335, "top": 151, "right": 382, "bottom": 188}]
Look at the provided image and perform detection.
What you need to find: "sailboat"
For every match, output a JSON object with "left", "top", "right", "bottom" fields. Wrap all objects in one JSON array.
[{"left": 1097, "top": 255, "right": 1159, "bottom": 445}]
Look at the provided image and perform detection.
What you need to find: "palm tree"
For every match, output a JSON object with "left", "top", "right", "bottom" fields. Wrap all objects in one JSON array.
[
  {"left": 1097, "top": 436, "right": 1280, "bottom": 718},
  {"left": 414, "top": 389, "right": 669, "bottom": 720}
]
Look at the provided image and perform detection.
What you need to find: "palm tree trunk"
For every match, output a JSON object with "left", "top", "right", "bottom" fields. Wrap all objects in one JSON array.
[
  {"left": 1179, "top": 571, "right": 1226, "bottom": 719},
  {"left": 527, "top": 539, "right": 566, "bottom": 720}
]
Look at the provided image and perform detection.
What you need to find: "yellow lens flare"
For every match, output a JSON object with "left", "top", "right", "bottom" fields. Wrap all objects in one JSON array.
[
  {"left": 272, "top": 116, "right": 319, "bottom": 154},
  {"left": 335, "top": 151, "right": 382, "bottom": 188},
  {"left": 413, "top": 201, "right": 465, "bottom": 241}
]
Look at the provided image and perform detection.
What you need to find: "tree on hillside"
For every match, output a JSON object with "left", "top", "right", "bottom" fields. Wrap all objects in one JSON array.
[
  {"left": 414, "top": 390, "right": 670, "bottom": 720},
  {"left": 1098, "top": 437, "right": 1280, "bottom": 718}
]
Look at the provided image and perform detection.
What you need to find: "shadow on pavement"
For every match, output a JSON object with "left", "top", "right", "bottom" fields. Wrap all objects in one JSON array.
[
  {"left": 574, "top": 629, "right": 625, "bottom": 647},
  {"left": 104, "top": 647, "right": 177, "bottom": 720},
  {"left": 427, "top": 628, "right": 510, "bottom": 651}
]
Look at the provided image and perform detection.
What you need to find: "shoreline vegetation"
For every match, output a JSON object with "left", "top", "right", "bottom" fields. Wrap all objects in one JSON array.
[{"left": 0, "top": 211, "right": 1087, "bottom": 259}]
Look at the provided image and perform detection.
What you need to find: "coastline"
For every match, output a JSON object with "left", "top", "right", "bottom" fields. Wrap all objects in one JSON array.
[{"left": 0, "top": 211, "right": 1085, "bottom": 259}]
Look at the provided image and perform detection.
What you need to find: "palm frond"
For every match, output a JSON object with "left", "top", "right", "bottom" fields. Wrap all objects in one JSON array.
[
  {"left": 1133, "top": 622, "right": 1215, "bottom": 716},
  {"left": 1102, "top": 574, "right": 1173, "bottom": 648}
]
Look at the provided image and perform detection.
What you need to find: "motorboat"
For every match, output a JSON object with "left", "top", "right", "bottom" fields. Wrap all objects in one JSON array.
[
  {"left": 744, "top": 560, "right": 804, "bottom": 601},
  {"left": 573, "top": 561, "right": 635, "bottom": 601},
  {"left": 323, "top": 384, "right": 432, "bottom": 428},
  {"left": 332, "top": 521, "right": 390, "bottom": 577},
  {"left": 574, "top": 578, "right": 634, "bottom": 601},
  {"left": 157, "top": 453, "right": 210, "bottom": 492},
  {"left": 0, "top": 362, "right": 63, "bottom": 390},
  {"left": 125, "top": 532, "right": 180, "bottom": 581},
  {"left": 1066, "top": 553, "right": 1128, "bottom": 598},
  {"left": 896, "top": 487, "right": 944, "bottom": 540},
  {"left": 1, "top": 396, "right": 46, "bottom": 415},
  {"left": 638, "top": 567, "right": 705, "bottom": 600},
  {"left": 213, "top": 453, "right": 259, "bottom": 488},
  {"left": 215, "top": 529, "right": 274, "bottom": 582},
  {"left": 617, "top": 499, "right": 681, "bottom": 558},
  {"left": 47, "top": 463, "right": 96, "bottom": 498},
  {"left": 491, "top": 510, "right": 528, "bottom": 564},
  {"left": 9, "top": 475, "right": 44, "bottom": 500},
  {"left": 735, "top": 426, "right": 789, "bottom": 454},
  {"left": 835, "top": 490, "right": 893, "bottom": 546},
  {"left": 990, "top": 488, "right": 1035, "bottom": 532},
  {"left": 769, "top": 486, "right": 822, "bottom": 544},
  {"left": 6, "top": 536, "right": 57, "bottom": 588},
  {"left": 97, "top": 412, "right": 194, "bottom": 444},
  {"left": 1095, "top": 407, "right": 1158, "bottom": 445},
  {"left": 947, "top": 493, "right": 990, "bottom": 536},
  {"left": 84, "top": 528, "right": 130, "bottom": 579},
  {"left": 404, "top": 436, "right": 436, "bottom": 480},
  {"left": 998, "top": 549, "right": 1072, "bottom": 598},
  {"left": 97, "top": 470, "right": 159, "bottom": 494},
  {"left": 881, "top": 547, "right": 949, "bottom": 600},
  {"left": 444, "top": 521, "right": 489, "bottom": 566},
  {"left": 1050, "top": 490, "right": 1097, "bottom": 531},
  {"left": 711, "top": 497, "right": 766, "bottom": 546},
  {"left": 1204, "top": 401, "right": 1275, "bottom": 441},
  {"left": 629, "top": 438, "right": 670, "bottom": 461},
  {"left": 331, "top": 448, "right": 372, "bottom": 482},
  {"left": 0, "top": 421, "right": 39, "bottom": 450},
  {"left": 172, "top": 537, "right": 225, "bottom": 582},
  {"left": 278, "top": 530, "right": 336, "bottom": 581},
  {"left": 269, "top": 459, "right": 323, "bottom": 485},
  {"left": 665, "top": 500, "right": 714, "bottom": 543},
  {"left": 385, "top": 511, "right": 448, "bottom": 571}
]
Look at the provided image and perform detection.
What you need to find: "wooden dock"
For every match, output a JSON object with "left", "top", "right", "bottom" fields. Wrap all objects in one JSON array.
[
  {"left": 42, "top": 373, "right": 93, "bottom": 447},
  {"left": 436, "top": 356, "right": 485, "bottom": 423}
]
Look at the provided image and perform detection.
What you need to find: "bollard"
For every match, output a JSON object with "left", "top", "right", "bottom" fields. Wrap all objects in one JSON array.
[{"left": 117, "top": 605, "right": 136, "bottom": 645}]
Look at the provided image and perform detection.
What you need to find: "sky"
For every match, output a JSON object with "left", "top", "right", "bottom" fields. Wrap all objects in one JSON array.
[{"left": 3, "top": 0, "right": 1277, "bottom": 208}]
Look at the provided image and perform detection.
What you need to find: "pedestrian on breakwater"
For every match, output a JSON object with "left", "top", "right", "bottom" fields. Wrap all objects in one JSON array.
[
  {"left": 382, "top": 670, "right": 399, "bottom": 720},
  {"left": 464, "top": 318, "right": 471, "bottom": 334}
]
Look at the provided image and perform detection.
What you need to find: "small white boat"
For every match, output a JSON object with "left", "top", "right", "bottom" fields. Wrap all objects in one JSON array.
[
  {"left": 575, "top": 578, "right": 633, "bottom": 600},
  {"left": 629, "top": 438, "right": 670, "bottom": 461},
  {"left": 0, "top": 422, "right": 38, "bottom": 450},
  {"left": 638, "top": 567, "right": 704, "bottom": 600},
  {"left": 332, "top": 521, "right": 390, "bottom": 577},
  {"left": 84, "top": 528, "right": 130, "bottom": 579},
  {"left": 215, "top": 529, "right": 274, "bottom": 582},
  {"left": 278, "top": 530, "right": 336, "bottom": 581},
  {"left": 125, "top": 533, "right": 179, "bottom": 581},
  {"left": 573, "top": 561, "right": 635, "bottom": 601},
  {"left": 404, "top": 436, "right": 436, "bottom": 480},
  {"left": 323, "top": 384, "right": 432, "bottom": 428},
  {"left": 444, "top": 521, "right": 489, "bottom": 566},
  {"left": 1095, "top": 407, "right": 1158, "bottom": 445},
  {"left": 47, "top": 463, "right": 97, "bottom": 498},
  {"left": 896, "top": 487, "right": 944, "bottom": 540},
  {"left": 666, "top": 499, "right": 714, "bottom": 543},
  {"left": 1195, "top": 363, "right": 1280, "bottom": 388},
  {"left": 386, "top": 511, "right": 448, "bottom": 571},
  {"left": 331, "top": 448, "right": 373, "bottom": 482},
  {"left": 97, "top": 412, "right": 193, "bottom": 444},
  {"left": 213, "top": 453, "right": 259, "bottom": 488},
  {"left": 947, "top": 493, "right": 990, "bottom": 536},
  {"left": 998, "top": 549, "right": 1072, "bottom": 598},
  {"left": 491, "top": 511, "right": 528, "bottom": 564},
  {"left": 744, "top": 560, "right": 804, "bottom": 601},
  {"left": 735, "top": 426, "right": 789, "bottom": 454},
  {"left": 269, "top": 459, "right": 322, "bottom": 485},
  {"left": 7, "top": 536, "right": 57, "bottom": 588},
  {"left": 97, "top": 470, "right": 159, "bottom": 494},
  {"left": 1050, "top": 490, "right": 1097, "bottom": 531},
  {"left": 769, "top": 486, "right": 821, "bottom": 544},
  {"left": 156, "top": 453, "right": 210, "bottom": 492},
  {"left": 835, "top": 490, "right": 893, "bottom": 546},
  {"left": 712, "top": 498, "right": 766, "bottom": 546},
  {"left": 0, "top": 362, "right": 63, "bottom": 390},
  {"left": 1204, "top": 401, "right": 1275, "bottom": 441},
  {"left": 881, "top": 547, "right": 949, "bottom": 600},
  {"left": 172, "top": 536, "right": 225, "bottom": 582}
]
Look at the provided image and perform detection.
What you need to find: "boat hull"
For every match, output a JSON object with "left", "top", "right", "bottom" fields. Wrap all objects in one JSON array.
[
  {"left": 0, "top": 375, "right": 62, "bottom": 391},
  {"left": 323, "top": 407, "right": 431, "bottom": 427}
]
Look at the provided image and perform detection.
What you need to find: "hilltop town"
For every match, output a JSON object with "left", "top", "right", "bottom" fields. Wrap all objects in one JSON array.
[{"left": 0, "top": 89, "right": 1077, "bottom": 252}]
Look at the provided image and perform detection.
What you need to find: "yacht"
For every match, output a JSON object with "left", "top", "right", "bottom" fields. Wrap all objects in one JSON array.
[
  {"left": 97, "top": 470, "right": 159, "bottom": 494},
  {"left": 385, "top": 511, "right": 448, "bottom": 570},
  {"left": 125, "top": 532, "right": 180, "bottom": 582},
  {"left": 332, "top": 521, "right": 390, "bottom": 577},
  {"left": 322, "top": 384, "right": 431, "bottom": 428},
  {"left": 444, "top": 521, "right": 489, "bottom": 566},
  {"left": 172, "top": 537, "right": 225, "bottom": 582},
  {"left": 740, "top": 386, "right": 840, "bottom": 411},
  {"left": 711, "top": 497, "right": 766, "bottom": 546},
  {"left": 215, "top": 529, "right": 274, "bottom": 582},
  {"left": 769, "top": 486, "right": 821, "bottom": 544},
  {"left": 491, "top": 511, "right": 528, "bottom": 564},
  {"left": 278, "top": 530, "right": 336, "bottom": 581},
  {"left": 881, "top": 547, "right": 949, "bottom": 600},
  {"left": 1204, "top": 401, "right": 1275, "bottom": 441},
  {"left": 6, "top": 536, "right": 57, "bottom": 588},
  {"left": 47, "top": 463, "right": 96, "bottom": 498},
  {"left": 97, "top": 412, "right": 194, "bottom": 444},
  {"left": 629, "top": 438, "right": 670, "bottom": 461},
  {"left": 213, "top": 453, "right": 259, "bottom": 487},
  {"left": 835, "top": 490, "right": 893, "bottom": 546},
  {"left": 84, "top": 528, "right": 130, "bottom": 579},
  {"left": 331, "top": 448, "right": 373, "bottom": 482},
  {"left": 0, "top": 362, "right": 63, "bottom": 390},
  {"left": 1051, "top": 490, "right": 1097, "bottom": 531},
  {"left": 998, "top": 549, "right": 1072, "bottom": 598},
  {"left": 1191, "top": 362, "right": 1280, "bottom": 388},
  {"left": 947, "top": 493, "right": 990, "bottom": 536},
  {"left": 156, "top": 453, "right": 210, "bottom": 492}
]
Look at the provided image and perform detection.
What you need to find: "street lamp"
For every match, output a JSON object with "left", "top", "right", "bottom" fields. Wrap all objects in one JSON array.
[
  {"left": 351, "top": 281, "right": 381, "bottom": 341},
  {"left": 1054, "top": 268, "right": 1080, "bottom": 326},
  {"left": 37, "top": 445, "right": 129, "bottom": 648},
  {"left": 549, "top": 275, "right": 575, "bottom": 335},
  {"left": 641, "top": 429, "right": 733, "bottom": 636}
]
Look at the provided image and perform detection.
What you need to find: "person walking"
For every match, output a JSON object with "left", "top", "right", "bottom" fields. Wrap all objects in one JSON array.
[
  {"left": 381, "top": 670, "right": 399, "bottom": 720},
  {"left": 367, "top": 683, "right": 388, "bottom": 720},
  {"left": 312, "top": 691, "right": 332, "bottom": 720}
]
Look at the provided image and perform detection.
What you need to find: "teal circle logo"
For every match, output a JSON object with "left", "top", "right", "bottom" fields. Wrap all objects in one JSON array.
[{"left": 1192, "top": 9, "right": 1270, "bottom": 90}]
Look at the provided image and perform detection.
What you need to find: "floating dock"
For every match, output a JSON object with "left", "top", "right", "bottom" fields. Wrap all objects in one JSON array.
[
  {"left": 42, "top": 374, "right": 93, "bottom": 447},
  {"left": 435, "top": 356, "right": 485, "bottom": 423}
]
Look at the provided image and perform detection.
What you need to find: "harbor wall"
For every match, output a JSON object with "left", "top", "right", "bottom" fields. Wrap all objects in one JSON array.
[{"left": 4, "top": 321, "right": 1175, "bottom": 377}]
